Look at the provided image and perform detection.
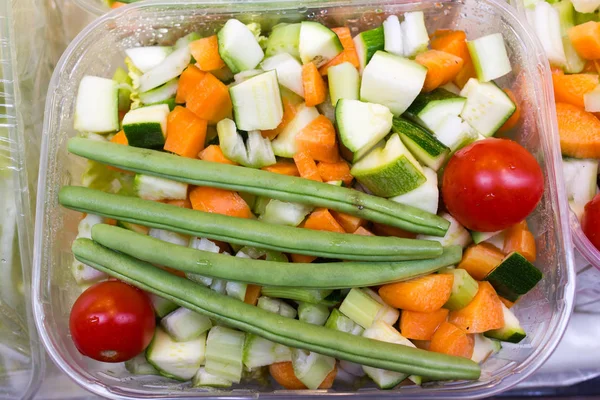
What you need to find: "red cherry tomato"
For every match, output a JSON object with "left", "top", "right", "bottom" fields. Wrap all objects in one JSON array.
[
  {"left": 442, "top": 138, "right": 544, "bottom": 232},
  {"left": 582, "top": 194, "right": 600, "bottom": 251},
  {"left": 69, "top": 281, "right": 155, "bottom": 363}
]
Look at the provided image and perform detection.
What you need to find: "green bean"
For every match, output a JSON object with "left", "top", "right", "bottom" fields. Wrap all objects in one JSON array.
[
  {"left": 91, "top": 224, "right": 462, "bottom": 288},
  {"left": 60, "top": 186, "right": 442, "bottom": 261},
  {"left": 72, "top": 238, "right": 481, "bottom": 380},
  {"left": 67, "top": 137, "right": 449, "bottom": 236}
]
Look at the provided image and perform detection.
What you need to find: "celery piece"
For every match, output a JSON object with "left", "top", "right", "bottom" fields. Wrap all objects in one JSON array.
[{"left": 205, "top": 326, "right": 245, "bottom": 383}]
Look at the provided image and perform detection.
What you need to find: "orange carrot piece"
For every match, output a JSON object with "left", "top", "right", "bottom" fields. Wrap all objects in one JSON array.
[
  {"left": 111, "top": 130, "right": 128, "bottom": 145},
  {"left": 319, "top": 27, "right": 360, "bottom": 75},
  {"left": 186, "top": 72, "right": 233, "bottom": 124},
  {"left": 269, "top": 362, "right": 337, "bottom": 390},
  {"left": 189, "top": 186, "right": 252, "bottom": 218},
  {"left": 105, "top": 218, "right": 118, "bottom": 226},
  {"left": 448, "top": 281, "right": 505, "bottom": 333},
  {"left": 189, "top": 36, "right": 226, "bottom": 71},
  {"left": 290, "top": 253, "right": 317, "bottom": 263},
  {"left": 400, "top": 308, "right": 450, "bottom": 340},
  {"left": 261, "top": 160, "right": 300, "bottom": 176},
  {"left": 430, "top": 30, "right": 475, "bottom": 88},
  {"left": 412, "top": 340, "right": 431, "bottom": 350},
  {"left": 244, "top": 284, "right": 262, "bottom": 306},
  {"left": 457, "top": 243, "right": 505, "bottom": 281},
  {"left": 261, "top": 96, "right": 297, "bottom": 140},
  {"left": 198, "top": 145, "right": 238, "bottom": 165},
  {"left": 165, "top": 199, "right": 192, "bottom": 209},
  {"left": 429, "top": 322, "right": 475, "bottom": 359},
  {"left": 331, "top": 210, "right": 366, "bottom": 233},
  {"left": 160, "top": 266, "right": 187, "bottom": 278},
  {"left": 503, "top": 221, "right": 536, "bottom": 262},
  {"left": 111, "top": 1, "right": 125, "bottom": 8},
  {"left": 498, "top": 89, "right": 521, "bottom": 133},
  {"left": 378, "top": 274, "right": 454, "bottom": 313},
  {"left": 416, "top": 50, "right": 464, "bottom": 93},
  {"left": 316, "top": 160, "right": 353, "bottom": 186},
  {"left": 371, "top": 223, "right": 417, "bottom": 239},
  {"left": 303, "top": 208, "right": 346, "bottom": 233},
  {"left": 296, "top": 115, "right": 339, "bottom": 163},
  {"left": 353, "top": 226, "right": 375, "bottom": 236},
  {"left": 556, "top": 102, "right": 600, "bottom": 158},
  {"left": 569, "top": 21, "right": 600, "bottom": 60},
  {"left": 552, "top": 73, "right": 598, "bottom": 108},
  {"left": 500, "top": 297, "right": 515, "bottom": 309},
  {"left": 302, "top": 62, "right": 328, "bottom": 107},
  {"left": 176, "top": 65, "right": 207, "bottom": 104},
  {"left": 332, "top": 27, "right": 355, "bottom": 49},
  {"left": 165, "top": 106, "right": 208, "bottom": 158},
  {"left": 294, "top": 152, "right": 323, "bottom": 182}
]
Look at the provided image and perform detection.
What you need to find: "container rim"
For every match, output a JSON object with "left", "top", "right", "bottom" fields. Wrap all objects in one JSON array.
[{"left": 33, "top": 0, "right": 576, "bottom": 398}]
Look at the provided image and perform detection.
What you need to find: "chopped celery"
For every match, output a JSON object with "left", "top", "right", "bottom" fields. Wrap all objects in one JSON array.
[
  {"left": 149, "top": 293, "right": 178, "bottom": 318},
  {"left": 363, "top": 288, "right": 400, "bottom": 325},
  {"left": 298, "top": 303, "right": 330, "bottom": 325},
  {"left": 291, "top": 349, "right": 336, "bottom": 390},
  {"left": 125, "top": 353, "right": 159, "bottom": 375},
  {"left": 339, "top": 288, "right": 383, "bottom": 328},
  {"left": 205, "top": 326, "right": 245, "bottom": 383},
  {"left": 225, "top": 281, "right": 248, "bottom": 301},
  {"left": 257, "top": 296, "right": 297, "bottom": 318},
  {"left": 236, "top": 246, "right": 288, "bottom": 262},
  {"left": 161, "top": 307, "right": 213, "bottom": 341},
  {"left": 242, "top": 333, "right": 292, "bottom": 368},
  {"left": 324, "top": 308, "right": 364, "bottom": 335},
  {"left": 192, "top": 367, "right": 232, "bottom": 388},
  {"left": 260, "top": 199, "right": 313, "bottom": 227}
]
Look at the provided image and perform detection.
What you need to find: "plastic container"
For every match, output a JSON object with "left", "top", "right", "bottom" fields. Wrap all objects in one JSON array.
[
  {"left": 509, "top": 0, "right": 600, "bottom": 315},
  {"left": 33, "top": 0, "right": 575, "bottom": 398},
  {"left": 0, "top": 0, "right": 51, "bottom": 398}
]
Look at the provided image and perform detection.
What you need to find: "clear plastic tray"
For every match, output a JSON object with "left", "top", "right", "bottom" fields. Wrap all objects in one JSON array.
[
  {"left": 33, "top": 0, "right": 576, "bottom": 398},
  {"left": 0, "top": 0, "right": 52, "bottom": 398},
  {"left": 509, "top": 0, "right": 600, "bottom": 314}
]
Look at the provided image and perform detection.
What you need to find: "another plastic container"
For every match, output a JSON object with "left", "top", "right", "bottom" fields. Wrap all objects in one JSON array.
[
  {"left": 33, "top": 0, "right": 575, "bottom": 398},
  {"left": 509, "top": 0, "right": 600, "bottom": 314},
  {"left": 0, "top": 0, "right": 50, "bottom": 398}
]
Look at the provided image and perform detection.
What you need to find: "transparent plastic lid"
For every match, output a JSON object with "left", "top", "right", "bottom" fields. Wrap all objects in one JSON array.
[
  {"left": 0, "top": 0, "right": 51, "bottom": 398},
  {"left": 34, "top": 0, "right": 576, "bottom": 398}
]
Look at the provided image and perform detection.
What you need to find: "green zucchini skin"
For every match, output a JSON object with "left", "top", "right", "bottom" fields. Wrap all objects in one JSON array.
[
  {"left": 91, "top": 224, "right": 462, "bottom": 288},
  {"left": 72, "top": 238, "right": 481, "bottom": 380},
  {"left": 67, "top": 137, "right": 449, "bottom": 236},
  {"left": 60, "top": 186, "right": 441, "bottom": 261}
]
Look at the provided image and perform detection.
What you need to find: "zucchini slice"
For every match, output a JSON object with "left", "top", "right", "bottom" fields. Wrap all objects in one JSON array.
[
  {"left": 299, "top": 21, "right": 343, "bottom": 67},
  {"left": 484, "top": 303, "right": 527, "bottom": 343},
  {"left": 353, "top": 26, "right": 385, "bottom": 71},
  {"left": 484, "top": 252, "right": 543, "bottom": 301},
  {"left": 392, "top": 116, "right": 450, "bottom": 171}
]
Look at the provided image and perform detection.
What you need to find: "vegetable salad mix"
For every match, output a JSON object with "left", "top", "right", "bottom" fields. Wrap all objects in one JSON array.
[
  {"left": 63, "top": 11, "right": 545, "bottom": 391},
  {"left": 524, "top": 0, "right": 600, "bottom": 252}
]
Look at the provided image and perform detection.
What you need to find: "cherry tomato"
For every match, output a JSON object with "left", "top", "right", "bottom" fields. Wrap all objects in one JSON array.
[
  {"left": 69, "top": 281, "right": 155, "bottom": 363},
  {"left": 582, "top": 194, "right": 600, "bottom": 251},
  {"left": 442, "top": 138, "right": 544, "bottom": 232}
]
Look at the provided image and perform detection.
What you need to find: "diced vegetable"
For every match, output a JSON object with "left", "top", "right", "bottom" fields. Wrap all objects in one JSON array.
[
  {"left": 339, "top": 288, "right": 383, "bottom": 328},
  {"left": 353, "top": 26, "right": 385, "bottom": 71},
  {"left": 568, "top": 20, "right": 600, "bottom": 59},
  {"left": 139, "top": 46, "right": 191, "bottom": 92},
  {"left": 292, "top": 349, "right": 336, "bottom": 390},
  {"left": 71, "top": 259, "right": 107, "bottom": 285},
  {"left": 448, "top": 281, "right": 504, "bottom": 333},
  {"left": 299, "top": 21, "right": 343, "bottom": 68},
  {"left": 553, "top": 73, "right": 598, "bottom": 108},
  {"left": 266, "top": 23, "right": 301, "bottom": 59},
  {"left": 298, "top": 303, "right": 330, "bottom": 325},
  {"left": 149, "top": 293, "right": 179, "bottom": 318},
  {"left": 563, "top": 157, "right": 599, "bottom": 219},
  {"left": 148, "top": 228, "right": 188, "bottom": 246},
  {"left": 503, "top": 221, "right": 536, "bottom": 262},
  {"left": 230, "top": 70, "right": 283, "bottom": 131},
  {"left": 257, "top": 296, "right": 297, "bottom": 318},
  {"left": 484, "top": 302, "right": 526, "bottom": 343},
  {"left": 401, "top": 11, "right": 429, "bottom": 57},
  {"left": 205, "top": 326, "right": 245, "bottom": 383},
  {"left": 484, "top": 252, "right": 543, "bottom": 301},
  {"left": 467, "top": 33, "right": 511, "bottom": 82},
  {"left": 187, "top": 72, "right": 233, "bottom": 125},
  {"left": 189, "top": 36, "right": 226, "bottom": 72},
  {"left": 351, "top": 133, "right": 426, "bottom": 197},
  {"left": 242, "top": 333, "right": 292, "bottom": 369},
  {"left": 122, "top": 104, "right": 170, "bottom": 148},
  {"left": 458, "top": 243, "right": 505, "bottom": 281},
  {"left": 296, "top": 115, "right": 339, "bottom": 163},
  {"left": 459, "top": 78, "right": 516, "bottom": 137},
  {"left": 319, "top": 27, "right": 360, "bottom": 75},
  {"left": 363, "top": 288, "right": 400, "bottom": 325},
  {"left": 335, "top": 99, "right": 393, "bottom": 161},
  {"left": 317, "top": 160, "right": 353, "bottom": 186},
  {"left": 378, "top": 274, "right": 454, "bottom": 312},
  {"left": 430, "top": 29, "right": 476, "bottom": 88},
  {"left": 161, "top": 307, "right": 212, "bottom": 342},
  {"left": 416, "top": 50, "right": 464, "bottom": 93},
  {"left": 360, "top": 51, "right": 427, "bottom": 115},
  {"left": 440, "top": 268, "right": 479, "bottom": 311},
  {"left": 294, "top": 151, "right": 323, "bottom": 182},
  {"left": 400, "top": 308, "right": 449, "bottom": 340},
  {"left": 125, "top": 46, "right": 174, "bottom": 73},
  {"left": 125, "top": 353, "right": 159, "bottom": 375},
  {"left": 302, "top": 62, "right": 328, "bottom": 107},
  {"left": 217, "top": 119, "right": 276, "bottom": 168},
  {"left": 429, "top": 322, "right": 474, "bottom": 359},
  {"left": 389, "top": 167, "right": 439, "bottom": 215},
  {"left": 328, "top": 62, "right": 360, "bottom": 105},
  {"left": 272, "top": 103, "right": 320, "bottom": 158},
  {"left": 189, "top": 186, "right": 253, "bottom": 219},
  {"left": 392, "top": 117, "right": 450, "bottom": 172},
  {"left": 261, "top": 53, "right": 304, "bottom": 97},
  {"left": 164, "top": 106, "right": 207, "bottom": 158},
  {"left": 269, "top": 361, "right": 336, "bottom": 389},
  {"left": 192, "top": 367, "right": 232, "bottom": 388},
  {"left": 383, "top": 15, "right": 403, "bottom": 56},
  {"left": 556, "top": 101, "right": 600, "bottom": 159},
  {"left": 146, "top": 327, "right": 206, "bottom": 380},
  {"left": 218, "top": 19, "right": 265, "bottom": 73},
  {"left": 324, "top": 308, "right": 364, "bottom": 335},
  {"left": 133, "top": 174, "right": 188, "bottom": 201},
  {"left": 74, "top": 76, "right": 119, "bottom": 133},
  {"left": 405, "top": 88, "right": 466, "bottom": 133},
  {"left": 418, "top": 212, "right": 472, "bottom": 248},
  {"left": 471, "top": 334, "right": 501, "bottom": 363}
]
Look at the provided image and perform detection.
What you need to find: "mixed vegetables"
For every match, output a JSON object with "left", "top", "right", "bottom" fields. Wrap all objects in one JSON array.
[
  {"left": 525, "top": 0, "right": 600, "bottom": 251},
  {"left": 64, "top": 11, "right": 545, "bottom": 391}
]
